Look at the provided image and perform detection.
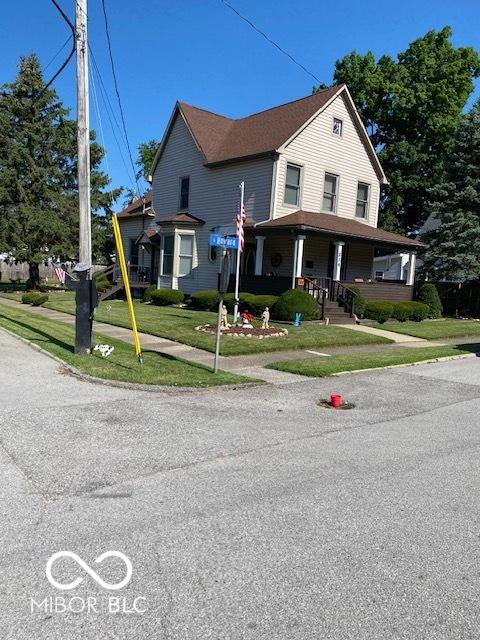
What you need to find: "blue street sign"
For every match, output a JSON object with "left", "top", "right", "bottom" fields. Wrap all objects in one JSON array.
[{"left": 209, "top": 234, "right": 239, "bottom": 249}]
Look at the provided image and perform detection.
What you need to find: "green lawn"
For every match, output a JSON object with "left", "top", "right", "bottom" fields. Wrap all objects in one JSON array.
[
  {"left": 267, "top": 344, "right": 479, "bottom": 377},
  {"left": 0, "top": 291, "right": 390, "bottom": 355},
  {"left": 372, "top": 318, "right": 480, "bottom": 340},
  {"left": 0, "top": 304, "right": 251, "bottom": 387}
]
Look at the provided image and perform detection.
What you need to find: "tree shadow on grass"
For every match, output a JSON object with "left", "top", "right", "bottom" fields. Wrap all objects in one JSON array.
[
  {"left": 0, "top": 312, "right": 74, "bottom": 352},
  {"left": 454, "top": 343, "right": 480, "bottom": 355}
]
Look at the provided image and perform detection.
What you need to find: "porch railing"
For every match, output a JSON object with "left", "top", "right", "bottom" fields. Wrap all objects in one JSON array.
[
  {"left": 330, "top": 280, "right": 356, "bottom": 317},
  {"left": 303, "top": 277, "right": 328, "bottom": 320},
  {"left": 303, "top": 277, "right": 356, "bottom": 319}
]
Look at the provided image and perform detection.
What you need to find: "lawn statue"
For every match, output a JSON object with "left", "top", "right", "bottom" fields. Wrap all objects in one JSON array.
[
  {"left": 293, "top": 312, "right": 302, "bottom": 327},
  {"left": 94, "top": 343, "right": 114, "bottom": 358},
  {"left": 220, "top": 304, "right": 230, "bottom": 329},
  {"left": 261, "top": 307, "right": 270, "bottom": 329},
  {"left": 240, "top": 310, "right": 255, "bottom": 329}
]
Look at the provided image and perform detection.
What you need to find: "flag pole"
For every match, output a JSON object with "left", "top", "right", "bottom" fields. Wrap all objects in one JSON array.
[{"left": 233, "top": 181, "right": 244, "bottom": 323}]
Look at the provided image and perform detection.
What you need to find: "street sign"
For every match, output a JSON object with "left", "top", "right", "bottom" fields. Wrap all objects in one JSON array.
[{"left": 209, "top": 234, "right": 239, "bottom": 249}]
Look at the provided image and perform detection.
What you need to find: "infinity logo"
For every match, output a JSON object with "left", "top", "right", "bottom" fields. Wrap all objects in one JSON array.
[{"left": 46, "top": 551, "right": 133, "bottom": 591}]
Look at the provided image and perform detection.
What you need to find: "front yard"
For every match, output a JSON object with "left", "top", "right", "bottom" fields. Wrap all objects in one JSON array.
[
  {"left": 0, "top": 304, "right": 251, "bottom": 387},
  {"left": 0, "top": 291, "right": 391, "bottom": 355},
  {"left": 268, "top": 344, "right": 480, "bottom": 377},
  {"left": 371, "top": 318, "right": 480, "bottom": 340}
]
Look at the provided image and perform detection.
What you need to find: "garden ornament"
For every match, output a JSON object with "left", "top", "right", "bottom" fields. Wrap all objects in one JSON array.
[
  {"left": 261, "top": 307, "right": 270, "bottom": 329},
  {"left": 94, "top": 344, "right": 114, "bottom": 358}
]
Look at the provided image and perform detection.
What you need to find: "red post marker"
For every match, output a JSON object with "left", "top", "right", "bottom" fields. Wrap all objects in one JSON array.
[{"left": 330, "top": 394, "right": 342, "bottom": 408}]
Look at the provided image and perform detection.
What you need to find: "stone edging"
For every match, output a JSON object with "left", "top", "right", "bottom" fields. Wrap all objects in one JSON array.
[{"left": 331, "top": 352, "right": 477, "bottom": 377}]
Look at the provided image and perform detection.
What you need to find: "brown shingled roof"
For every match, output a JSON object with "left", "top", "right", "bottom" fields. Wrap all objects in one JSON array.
[
  {"left": 178, "top": 85, "right": 341, "bottom": 166},
  {"left": 116, "top": 192, "right": 154, "bottom": 218},
  {"left": 254, "top": 211, "right": 424, "bottom": 249},
  {"left": 157, "top": 212, "right": 205, "bottom": 226}
]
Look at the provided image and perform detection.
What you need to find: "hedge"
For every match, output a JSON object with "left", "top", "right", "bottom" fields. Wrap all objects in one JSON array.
[
  {"left": 271, "top": 289, "right": 320, "bottom": 321},
  {"left": 190, "top": 290, "right": 219, "bottom": 310},
  {"left": 393, "top": 301, "right": 429, "bottom": 322},
  {"left": 150, "top": 289, "right": 185, "bottom": 306},
  {"left": 364, "top": 301, "right": 394, "bottom": 323},
  {"left": 21, "top": 292, "right": 49, "bottom": 306},
  {"left": 143, "top": 285, "right": 157, "bottom": 303},
  {"left": 223, "top": 292, "right": 279, "bottom": 315},
  {"left": 418, "top": 283, "right": 443, "bottom": 318}
]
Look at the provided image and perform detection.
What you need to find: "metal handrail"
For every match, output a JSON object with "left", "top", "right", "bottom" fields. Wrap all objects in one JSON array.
[
  {"left": 331, "top": 280, "right": 356, "bottom": 317},
  {"left": 303, "top": 277, "right": 328, "bottom": 320}
]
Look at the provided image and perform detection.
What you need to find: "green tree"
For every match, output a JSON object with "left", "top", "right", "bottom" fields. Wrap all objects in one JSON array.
[
  {"left": 0, "top": 55, "right": 119, "bottom": 288},
  {"left": 421, "top": 99, "right": 480, "bottom": 281},
  {"left": 136, "top": 139, "right": 158, "bottom": 182},
  {"left": 324, "top": 27, "right": 480, "bottom": 233}
]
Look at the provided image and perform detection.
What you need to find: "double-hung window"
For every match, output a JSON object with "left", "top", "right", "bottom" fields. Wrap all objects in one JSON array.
[
  {"left": 355, "top": 182, "right": 370, "bottom": 218},
  {"left": 179, "top": 176, "right": 190, "bottom": 210},
  {"left": 332, "top": 117, "right": 343, "bottom": 136},
  {"left": 178, "top": 235, "right": 194, "bottom": 277},
  {"left": 162, "top": 235, "right": 174, "bottom": 275},
  {"left": 284, "top": 164, "right": 301, "bottom": 206},
  {"left": 322, "top": 173, "right": 338, "bottom": 212}
]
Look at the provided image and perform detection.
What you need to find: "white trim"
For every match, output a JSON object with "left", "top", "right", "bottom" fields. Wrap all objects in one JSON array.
[
  {"left": 331, "top": 116, "right": 343, "bottom": 137},
  {"left": 254, "top": 236, "right": 265, "bottom": 276},
  {"left": 269, "top": 157, "right": 279, "bottom": 219},
  {"left": 406, "top": 253, "right": 416, "bottom": 286},
  {"left": 283, "top": 162, "right": 303, "bottom": 208},
  {"left": 333, "top": 241, "right": 345, "bottom": 281}
]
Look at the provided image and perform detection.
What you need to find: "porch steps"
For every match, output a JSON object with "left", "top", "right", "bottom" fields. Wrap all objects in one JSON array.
[{"left": 322, "top": 300, "right": 356, "bottom": 325}]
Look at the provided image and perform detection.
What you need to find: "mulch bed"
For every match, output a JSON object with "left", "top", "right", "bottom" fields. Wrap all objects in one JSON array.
[{"left": 195, "top": 324, "right": 288, "bottom": 339}]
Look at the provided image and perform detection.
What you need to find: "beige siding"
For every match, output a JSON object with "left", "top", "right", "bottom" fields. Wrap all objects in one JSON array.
[
  {"left": 274, "top": 94, "right": 380, "bottom": 227},
  {"left": 152, "top": 114, "right": 273, "bottom": 293}
]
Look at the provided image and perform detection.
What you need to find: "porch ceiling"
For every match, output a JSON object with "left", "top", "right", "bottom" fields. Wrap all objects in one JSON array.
[{"left": 249, "top": 210, "right": 424, "bottom": 250}]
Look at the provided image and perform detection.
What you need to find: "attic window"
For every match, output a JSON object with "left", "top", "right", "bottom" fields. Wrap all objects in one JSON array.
[{"left": 332, "top": 118, "right": 343, "bottom": 136}]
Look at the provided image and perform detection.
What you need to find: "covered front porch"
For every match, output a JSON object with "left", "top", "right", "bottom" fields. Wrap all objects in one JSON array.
[{"left": 234, "top": 211, "right": 423, "bottom": 319}]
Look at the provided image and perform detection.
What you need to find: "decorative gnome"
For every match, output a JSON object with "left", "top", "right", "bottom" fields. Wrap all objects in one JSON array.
[
  {"left": 240, "top": 310, "right": 255, "bottom": 329},
  {"left": 220, "top": 304, "right": 230, "bottom": 329},
  {"left": 261, "top": 307, "right": 270, "bottom": 329}
]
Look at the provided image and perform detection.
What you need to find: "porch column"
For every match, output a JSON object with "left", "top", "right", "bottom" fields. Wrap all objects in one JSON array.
[
  {"left": 406, "top": 252, "right": 416, "bottom": 286},
  {"left": 292, "top": 235, "right": 306, "bottom": 287},
  {"left": 254, "top": 236, "right": 265, "bottom": 276},
  {"left": 332, "top": 241, "right": 345, "bottom": 281}
]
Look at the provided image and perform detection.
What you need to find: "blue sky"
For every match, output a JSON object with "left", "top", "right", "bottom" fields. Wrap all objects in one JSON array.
[{"left": 2, "top": 0, "right": 479, "bottom": 200}]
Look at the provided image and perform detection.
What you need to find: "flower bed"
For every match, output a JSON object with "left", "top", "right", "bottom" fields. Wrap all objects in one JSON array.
[{"left": 195, "top": 324, "right": 288, "bottom": 339}]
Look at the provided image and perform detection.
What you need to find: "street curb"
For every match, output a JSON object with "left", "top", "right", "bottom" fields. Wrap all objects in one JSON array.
[{"left": 0, "top": 327, "right": 262, "bottom": 394}]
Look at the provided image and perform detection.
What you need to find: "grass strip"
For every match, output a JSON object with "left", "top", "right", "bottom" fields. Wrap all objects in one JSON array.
[
  {"left": 267, "top": 344, "right": 480, "bottom": 378},
  {"left": 371, "top": 318, "right": 480, "bottom": 340},
  {"left": 0, "top": 304, "right": 251, "bottom": 387}
]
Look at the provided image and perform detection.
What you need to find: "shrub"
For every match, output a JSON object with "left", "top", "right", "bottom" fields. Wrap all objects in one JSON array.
[
  {"left": 418, "top": 283, "right": 443, "bottom": 318},
  {"left": 150, "top": 288, "right": 184, "bottom": 306},
  {"left": 21, "top": 292, "right": 48, "bottom": 306},
  {"left": 143, "top": 285, "right": 157, "bottom": 303},
  {"left": 95, "top": 277, "right": 110, "bottom": 290},
  {"left": 348, "top": 286, "right": 366, "bottom": 316},
  {"left": 392, "top": 302, "right": 411, "bottom": 322},
  {"left": 271, "top": 289, "right": 320, "bottom": 321},
  {"left": 364, "top": 301, "right": 394, "bottom": 323},
  {"left": 407, "top": 301, "right": 429, "bottom": 322},
  {"left": 223, "top": 292, "right": 279, "bottom": 316},
  {"left": 190, "top": 290, "right": 219, "bottom": 310}
]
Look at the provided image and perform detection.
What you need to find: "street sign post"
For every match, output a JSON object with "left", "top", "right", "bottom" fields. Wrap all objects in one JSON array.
[{"left": 213, "top": 250, "right": 231, "bottom": 374}]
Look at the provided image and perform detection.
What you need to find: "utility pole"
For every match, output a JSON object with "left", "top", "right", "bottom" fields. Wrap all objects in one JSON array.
[{"left": 73, "top": 0, "right": 94, "bottom": 354}]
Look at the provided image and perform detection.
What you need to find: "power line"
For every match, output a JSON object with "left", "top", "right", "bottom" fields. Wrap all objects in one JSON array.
[
  {"left": 220, "top": 0, "right": 322, "bottom": 85},
  {"left": 100, "top": 0, "right": 141, "bottom": 197},
  {"left": 44, "top": 35, "right": 73, "bottom": 73},
  {"left": 89, "top": 48, "right": 138, "bottom": 193}
]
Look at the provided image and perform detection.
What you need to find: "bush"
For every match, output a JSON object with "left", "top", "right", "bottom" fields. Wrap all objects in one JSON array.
[
  {"left": 143, "top": 285, "right": 157, "bottom": 303},
  {"left": 271, "top": 289, "right": 320, "bottom": 321},
  {"left": 21, "top": 292, "right": 48, "bottom": 306},
  {"left": 392, "top": 301, "right": 429, "bottom": 322},
  {"left": 95, "top": 277, "right": 110, "bottom": 290},
  {"left": 392, "top": 302, "right": 411, "bottom": 322},
  {"left": 418, "top": 283, "right": 443, "bottom": 318},
  {"left": 223, "top": 292, "right": 279, "bottom": 316},
  {"left": 150, "top": 288, "right": 184, "bottom": 306},
  {"left": 364, "top": 301, "right": 394, "bottom": 323},
  {"left": 190, "top": 290, "right": 219, "bottom": 310},
  {"left": 348, "top": 286, "right": 366, "bottom": 316}
]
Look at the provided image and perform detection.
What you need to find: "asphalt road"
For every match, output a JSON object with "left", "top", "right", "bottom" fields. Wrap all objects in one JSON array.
[{"left": 1, "top": 329, "right": 480, "bottom": 640}]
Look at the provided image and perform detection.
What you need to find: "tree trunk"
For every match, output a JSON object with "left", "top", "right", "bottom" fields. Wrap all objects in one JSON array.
[{"left": 28, "top": 262, "right": 40, "bottom": 290}]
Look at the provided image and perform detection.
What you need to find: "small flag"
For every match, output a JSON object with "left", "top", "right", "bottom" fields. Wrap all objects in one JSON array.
[
  {"left": 236, "top": 197, "right": 246, "bottom": 252},
  {"left": 54, "top": 265, "right": 66, "bottom": 284}
]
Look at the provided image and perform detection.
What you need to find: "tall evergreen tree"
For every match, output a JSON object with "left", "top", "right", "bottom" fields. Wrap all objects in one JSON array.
[
  {"left": 0, "top": 55, "right": 119, "bottom": 288},
  {"left": 322, "top": 27, "right": 480, "bottom": 233},
  {"left": 421, "top": 99, "right": 480, "bottom": 281}
]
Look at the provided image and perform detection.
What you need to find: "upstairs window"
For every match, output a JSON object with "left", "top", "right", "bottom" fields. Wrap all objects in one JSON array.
[
  {"left": 162, "top": 235, "right": 174, "bottom": 275},
  {"left": 355, "top": 182, "right": 370, "bottom": 218},
  {"left": 179, "top": 176, "right": 190, "bottom": 210},
  {"left": 284, "top": 164, "right": 301, "bottom": 206},
  {"left": 322, "top": 173, "right": 338, "bottom": 212},
  {"left": 178, "top": 235, "right": 194, "bottom": 277},
  {"left": 332, "top": 118, "right": 343, "bottom": 136}
]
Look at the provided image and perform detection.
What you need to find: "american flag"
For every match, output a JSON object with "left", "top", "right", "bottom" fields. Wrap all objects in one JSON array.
[
  {"left": 236, "top": 197, "right": 246, "bottom": 252},
  {"left": 54, "top": 265, "right": 66, "bottom": 284}
]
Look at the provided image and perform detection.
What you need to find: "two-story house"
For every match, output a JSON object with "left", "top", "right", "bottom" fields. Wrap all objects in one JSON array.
[{"left": 117, "top": 85, "right": 422, "bottom": 307}]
